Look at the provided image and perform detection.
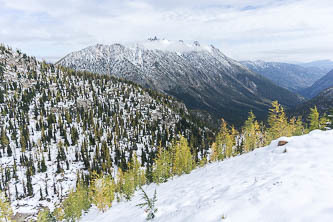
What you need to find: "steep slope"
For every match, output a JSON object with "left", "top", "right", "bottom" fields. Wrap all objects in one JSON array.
[
  {"left": 57, "top": 39, "right": 303, "bottom": 126},
  {"left": 241, "top": 60, "right": 325, "bottom": 93},
  {"left": 292, "top": 86, "right": 333, "bottom": 117},
  {"left": 0, "top": 45, "right": 211, "bottom": 220},
  {"left": 81, "top": 129, "right": 333, "bottom": 222},
  {"left": 301, "top": 69, "right": 333, "bottom": 98}
]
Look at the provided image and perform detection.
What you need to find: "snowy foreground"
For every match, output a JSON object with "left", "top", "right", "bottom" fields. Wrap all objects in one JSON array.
[{"left": 81, "top": 130, "right": 333, "bottom": 222}]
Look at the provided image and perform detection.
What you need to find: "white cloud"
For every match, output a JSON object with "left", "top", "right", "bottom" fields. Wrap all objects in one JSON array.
[{"left": 0, "top": 0, "right": 332, "bottom": 62}]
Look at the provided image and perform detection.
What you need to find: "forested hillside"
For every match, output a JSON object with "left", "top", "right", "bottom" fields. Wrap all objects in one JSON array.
[
  {"left": 0, "top": 44, "right": 212, "bottom": 221},
  {"left": 0, "top": 44, "right": 331, "bottom": 222}
]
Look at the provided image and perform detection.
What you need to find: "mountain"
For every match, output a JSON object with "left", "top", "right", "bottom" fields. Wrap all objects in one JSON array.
[
  {"left": 300, "top": 69, "right": 333, "bottom": 98},
  {"left": 57, "top": 39, "right": 303, "bottom": 126},
  {"left": 0, "top": 44, "right": 211, "bottom": 220},
  {"left": 299, "top": 60, "right": 333, "bottom": 74},
  {"left": 240, "top": 60, "right": 326, "bottom": 93},
  {"left": 292, "top": 86, "right": 333, "bottom": 117},
  {"left": 81, "top": 129, "right": 333, "bottom": 222}
]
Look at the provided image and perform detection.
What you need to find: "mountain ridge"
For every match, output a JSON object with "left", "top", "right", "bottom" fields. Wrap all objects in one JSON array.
[
  {"left": 300, "top": 69, "right": 333, "bottom": 98},
  {"left": 57, "top": 39, "right": 303, "bottom": 126},
  {"left": 241, "top": 60, "right": 326, "bottom": 93},
  {"left": 292, "top": 85, "right": 333, "bottom": 117}
]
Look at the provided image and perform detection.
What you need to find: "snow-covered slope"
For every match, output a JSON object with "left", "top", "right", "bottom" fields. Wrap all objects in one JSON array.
[
  {"left": 81, "top": 130, "right": 333, "bottom": 222},
  {"left": 0, "top": 44, "right": 211, "bottom": 220},
  {"left": 57, "top": 38, "right": 303, "bottom": 126}
]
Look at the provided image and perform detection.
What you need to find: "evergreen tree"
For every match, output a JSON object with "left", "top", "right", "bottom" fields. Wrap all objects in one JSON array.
[
  {"left": 1, "top": 128, "right": 9, "bottom": 152},
  {"left": 210, "top": 142, "right": 219, "bottom": 162},
  {"left": 136, "top": 187, "right": 158, "bottom": 221},
  {"left": 308, "top": 106, "right": 320, "bottom": 131},
  {"left": 214, "top": 119, "right": 234, "bottom": 160},
  {"left": 242, "top": 111, "right": 260, "bottom": 153},
  {"left": 40, "top": 155, "right": 47, "bottom": 173},
  {"left": 171, "top": 135, "right": 193, "bottom": 176},
  {"left": 152, "top": 146, "right": 172, "bottom": 183},
  {"left": 129, "top": 153, "right": 146, "bottom": 188},
  {"left": 267, "top": 101, "right": 288, "bottom": 142},
  {"left": 90, "top": 174, "right": 116, "bottom": 212},
  {"left": 26, "top": 168, "right": 34, "bottom": 197},
  {"left": 292, "top": 116, "right": 305, "bottom": 136},
  {"left": 62, "top": 184, "right": 90, "bottom": 221}
]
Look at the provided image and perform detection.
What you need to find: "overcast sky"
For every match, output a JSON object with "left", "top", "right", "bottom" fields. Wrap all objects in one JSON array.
[{"left": 0, "top": 0, "right": 332, "bottom": 62}]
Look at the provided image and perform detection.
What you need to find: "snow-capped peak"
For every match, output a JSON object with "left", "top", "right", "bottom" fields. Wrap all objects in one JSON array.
[{"left": 124, "top": 38, "right": 213, "bottom": 53}]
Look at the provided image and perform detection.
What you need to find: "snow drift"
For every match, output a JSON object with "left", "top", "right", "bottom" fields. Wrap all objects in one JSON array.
[{"left": 81, "top": 130, "right": 333, "bottom": 222}]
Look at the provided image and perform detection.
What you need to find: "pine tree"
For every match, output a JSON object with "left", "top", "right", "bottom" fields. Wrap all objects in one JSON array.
[
  {"left": 129, "top": 153, "right": 146, "bottom": 188},
  {"left": 226, "top": 126, "right": 237, "bottom": 158},
  {"left": 26, "top": 168, "right": 34, "bottom": 197},
  {"left": 20, "top": 132, "right": 27, "bottom": 153},
  {"left": 115, "top": 167, "right": 134, "bottom": 200},
  {"left": 1, "top": 128, "right": 9, "bottom": 152},
  {"left": 308, "top": 106, "right": 320, "bottom": 131},
  {"left": 214, "top": 119, "right": 234, "bottom": 160},
  {"left": 267, "top": 101, "right": 288, "bottom": 142},
  {"left": 6, "top": 145, "right": 12, "bottom": 157},
  {"left": 171, "top": 135, "right": 193, "bottom": 176},
  {"left": 242, "top": 111, "right": 260, "bottom": 153},
  {"left": 319, "top": 115, "right": 329, "bottom": 130},
  {"left": 40, "top": 155, "right": 47, "bottom": 173},
  {"left": 90, "top": 174, "right": 116, "bottom": 212},
  {"left": 210, "top": 142, "right": 218, "bottom": 162},
  {"left": 136, "top": 187, "right": 158, "bottom": 221},
  {"left": 152, "top": 146, "right": 172, "bottom": 183},
  {"left": 292, "top": 116, "right": 305, "bottom": 136},
  {"left": 62, "top": 183, "right": 90, "bottom": 221}
]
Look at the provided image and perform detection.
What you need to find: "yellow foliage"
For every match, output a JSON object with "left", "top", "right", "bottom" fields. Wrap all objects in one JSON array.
[
  {"left": 267, "top": 101, "right": 288, "bottom": 141},
  {"left": 171, "top": 135, "right": 193, "bottom": 176},
  {"left": 0, "top": 192, "right": 13, "bottom": 222},
  {"left": 242, "top": 111, "right": 260, "bottom": 153},
  {"left": 210, "top": 142, "right": 219, "bottom": 162},
  {"left": 152, "top": 146, "right": 172, "bottom": 183},
  {"left": 213, "top": 119, "right": 235, "bottom": 160},
  {"left": 90, "top": 176, "right": 116, "bottom": 212}
]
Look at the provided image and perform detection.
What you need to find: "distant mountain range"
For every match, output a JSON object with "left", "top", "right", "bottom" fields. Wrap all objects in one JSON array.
[
  {"left": 293, "top": 86, "right": 333, "bottom": 117},
  {"left": 300, "top": 69, "right": 333, "bottom": 99},
  {"left": 298, "top": 60, "right": 333, "bottom": 74},
  {"left": 57, "top": 39, "right": 303, "bottom": 126},
  {"left": 241, "top": 60, "right": 326, "bottom": 93}
]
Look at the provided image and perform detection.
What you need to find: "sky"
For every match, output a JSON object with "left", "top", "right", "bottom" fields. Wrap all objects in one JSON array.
[{"left": 0, "top": 0, "right": 332, "bottom": 63}]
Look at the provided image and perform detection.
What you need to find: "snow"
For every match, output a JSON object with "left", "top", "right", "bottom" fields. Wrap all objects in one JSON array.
[
  {"left": 1, "top": 46, "right": 202, "bottom": 220},
  {"left": 81, "top": 130, "right": 333, "bottom": 222},
  {"left": 125, "top": 39, "right": 213, "bottom": 53}
]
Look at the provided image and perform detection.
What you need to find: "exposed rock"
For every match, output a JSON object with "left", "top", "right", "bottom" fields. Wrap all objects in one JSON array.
[{"left": 278, "top": 141, "right": 288, "bottom": 146}]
